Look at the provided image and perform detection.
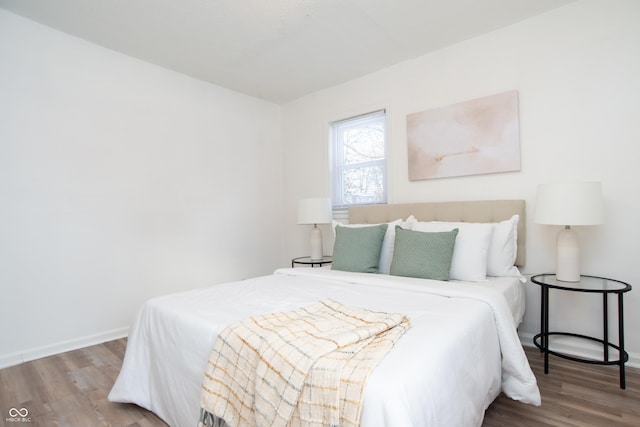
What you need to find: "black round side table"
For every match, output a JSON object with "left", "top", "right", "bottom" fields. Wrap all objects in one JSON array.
[
  {"left": 291, "top": 256, "right": 333, "bottom": 268},
  {"left": 531, "top": 274, "right": 632, "bottom": 389}
]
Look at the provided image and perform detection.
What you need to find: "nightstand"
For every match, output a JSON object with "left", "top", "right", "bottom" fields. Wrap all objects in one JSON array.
[
  {"left": 291, "top": 256, "right": 333, "bottom": 268},
  {"left": 531, "top": 274, "right": 632, "bottom": 388}
]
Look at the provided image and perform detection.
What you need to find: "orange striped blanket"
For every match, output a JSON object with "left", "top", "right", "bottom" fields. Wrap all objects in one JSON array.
[{"left": 200, "top": 299, "right": 410, "bottom": 427}]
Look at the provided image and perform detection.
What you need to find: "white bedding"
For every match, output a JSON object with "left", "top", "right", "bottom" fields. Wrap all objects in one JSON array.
[
  {"left": 469, "top": 276, "right": 526, "bottom": 326},
  {"left": 109, "top": 268, "right": 539, "bottom": 427}
]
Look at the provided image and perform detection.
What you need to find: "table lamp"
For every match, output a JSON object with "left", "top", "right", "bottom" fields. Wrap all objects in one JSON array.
[
  {"left": 297, "top": 198, "right": 332, "bottom": 261},
  {"left": 534, "top": 182, "right": 604, "bottom": 282}
]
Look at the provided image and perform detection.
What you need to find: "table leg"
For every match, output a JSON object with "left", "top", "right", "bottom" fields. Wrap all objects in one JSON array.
[
  {"left": 619, "top": 293, "right": 626, "bottom": 389},
  {"left": 539, "top": 286, "right": 545, "bottom": 352},
  {"left": 543, "top": 287, "right": 549, "bottom": 374},
  {"left": 603, "top": 293, "right": 609, "bottom": 362}
]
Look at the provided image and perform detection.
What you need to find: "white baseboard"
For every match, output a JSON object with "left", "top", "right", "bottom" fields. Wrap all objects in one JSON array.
[
  {"left": 519, "top": 331, "right": 640, "bottom": 369},
  {"left": 0, "top": 327, "right": 129, "bottom": 370}
]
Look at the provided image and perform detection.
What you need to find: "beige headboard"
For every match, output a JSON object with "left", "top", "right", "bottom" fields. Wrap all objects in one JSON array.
[{"left": 348, "top": 200, "right": 526, "bottom": 267}]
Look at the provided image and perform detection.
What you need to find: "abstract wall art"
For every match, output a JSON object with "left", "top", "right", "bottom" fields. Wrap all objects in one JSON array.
[{"left": 407, "top": 90, "right": 521, "bottom": 181}]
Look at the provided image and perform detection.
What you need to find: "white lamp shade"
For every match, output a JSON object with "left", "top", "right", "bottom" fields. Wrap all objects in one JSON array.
[
  {"left": 297, "top": 198, "right": 332, "bottom": 225},
  {"left": 534, "top": 182, "right": 604, "bottom": 226},
  {"left": 535, "top": 181, "right": 604, "bottom": 282}
]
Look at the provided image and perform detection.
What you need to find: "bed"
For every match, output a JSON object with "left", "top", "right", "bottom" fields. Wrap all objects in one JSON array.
[{"left": 109, "top": 200, "right": 540, "bottom": 427}]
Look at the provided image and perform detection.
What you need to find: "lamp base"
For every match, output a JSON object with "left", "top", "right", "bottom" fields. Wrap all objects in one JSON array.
[
  {"left": 309, "top": 225, "right": 323, "bottom": 261},
  {"left": 556, "top": 226, "right": 580, "bottom": 282}
]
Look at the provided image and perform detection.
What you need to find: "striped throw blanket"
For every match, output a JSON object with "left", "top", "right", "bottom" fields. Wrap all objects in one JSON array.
[{"left": 200, "top": 299, "right": 410, "bottom": 427}]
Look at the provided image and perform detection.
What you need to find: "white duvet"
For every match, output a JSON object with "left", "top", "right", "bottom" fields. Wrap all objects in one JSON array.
[{"left": 109, "top": 268, "right": 540, "bottom": 427}]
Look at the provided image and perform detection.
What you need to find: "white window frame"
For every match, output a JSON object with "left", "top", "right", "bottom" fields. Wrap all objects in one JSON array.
[{"left": 329, "top": 110, "right": 387, "bottom": 210}]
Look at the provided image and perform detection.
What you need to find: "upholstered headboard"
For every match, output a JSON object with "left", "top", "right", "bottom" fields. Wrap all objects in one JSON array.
[{"left": 348, "top": 200, "right": 526, "bottom": 267}]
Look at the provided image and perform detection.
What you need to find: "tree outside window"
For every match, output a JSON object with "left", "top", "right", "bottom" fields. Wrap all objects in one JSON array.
[{"left": 331, "top": 110, "right": 387, "bottom": 208}]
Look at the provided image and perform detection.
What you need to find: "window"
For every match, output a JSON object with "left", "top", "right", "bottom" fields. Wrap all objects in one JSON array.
[{"left": 330, "top": 110, "right": 387, "bottom": 209}]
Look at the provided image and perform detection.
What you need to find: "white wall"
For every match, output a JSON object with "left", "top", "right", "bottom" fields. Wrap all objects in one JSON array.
[
  {"left": 3, "top": 0, "right": 639, "bottom": 371},
  {"left": 281, "top": 0, "right": 640, "bottom": 366},
  {"left": 0, "top": 10, "right": 283, "bottom": 367}
]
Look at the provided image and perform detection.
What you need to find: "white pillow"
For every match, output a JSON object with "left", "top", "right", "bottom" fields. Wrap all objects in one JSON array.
[
  {"left": 332, "top": 219, "right": 407, "bottom": 274},
  {"left": 486, "top": 215, "right": 520, "bottom": 277},
  {"left": 407, "top": 217, "right": 494, "bottom": 282}
]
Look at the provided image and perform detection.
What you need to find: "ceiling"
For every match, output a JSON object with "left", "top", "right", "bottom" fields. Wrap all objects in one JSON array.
[{"left": 0, "top": 0, "right": 576, "bottom": 104}]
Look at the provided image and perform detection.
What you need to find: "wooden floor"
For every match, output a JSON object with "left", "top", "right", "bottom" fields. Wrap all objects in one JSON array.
[
  {"left": 1, "top": 339, "right": 638, "bottom": 427},
  {"left": 0, "top": 339, "right": 165, "bottom": 427}
]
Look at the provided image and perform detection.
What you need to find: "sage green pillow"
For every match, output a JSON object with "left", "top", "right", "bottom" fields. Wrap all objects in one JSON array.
[
  {"left": 332, "top": 224, "right": 388, "bottom": 273},
  {"left": 390, "top": 226, "right": 459, "bottom": 280}
]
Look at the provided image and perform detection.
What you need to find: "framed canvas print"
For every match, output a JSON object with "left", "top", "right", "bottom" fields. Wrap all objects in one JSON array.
[{"left": 407, "top": 91, "right": 520, "bottom": 181}]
